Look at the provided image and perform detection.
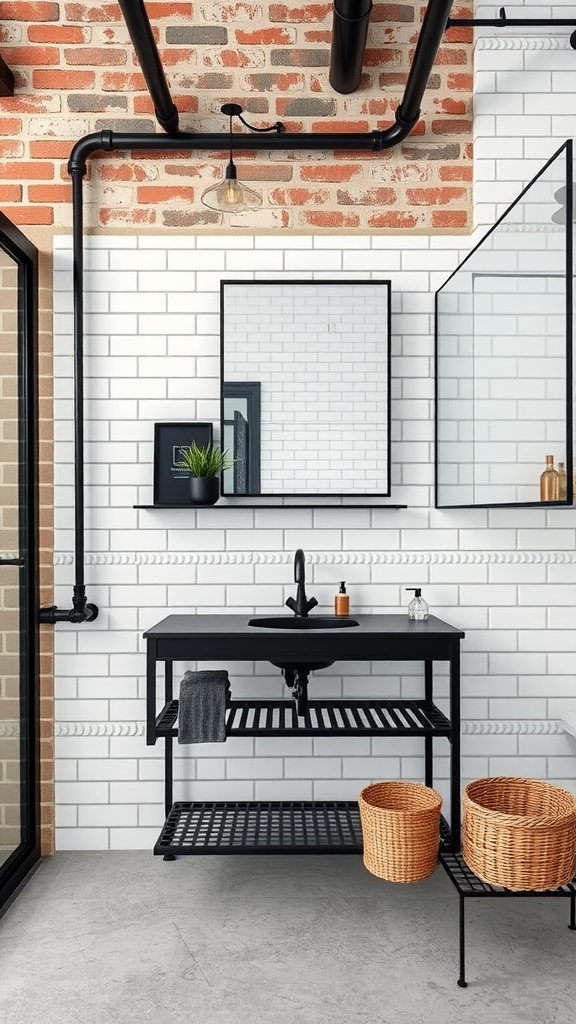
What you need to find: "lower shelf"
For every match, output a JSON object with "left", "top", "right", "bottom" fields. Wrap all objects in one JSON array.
[
  {"left": 440, "top": 852, "right": 576, "bottom": 898},
  {"left": 155, "top": 800, "right": 452, "bottom": 857}
]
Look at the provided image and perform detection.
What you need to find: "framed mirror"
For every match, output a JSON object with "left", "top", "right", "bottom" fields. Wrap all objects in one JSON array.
[{"left": 220, "top": 279, "right": 391, "bottom": 497}]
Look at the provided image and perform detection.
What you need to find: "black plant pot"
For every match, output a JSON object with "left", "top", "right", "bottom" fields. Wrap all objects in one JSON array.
[{"left": 189, "top": 476, "right": 220, "bottom": 506}]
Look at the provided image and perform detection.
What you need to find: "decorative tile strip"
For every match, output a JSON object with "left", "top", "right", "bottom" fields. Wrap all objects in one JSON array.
[
  {"left": 54, "top": 550, "right": 576, "bottom": 566},
  {"left": 53, "top": 720, "right": 566, "bottom": 738},
  {"left": 476, "top": 37, "right": 570, "bottom": 50}
]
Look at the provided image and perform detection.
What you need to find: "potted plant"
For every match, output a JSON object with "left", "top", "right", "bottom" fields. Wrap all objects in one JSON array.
[{"left": 174, "top": 441, "right": 234, "bottom": 505}]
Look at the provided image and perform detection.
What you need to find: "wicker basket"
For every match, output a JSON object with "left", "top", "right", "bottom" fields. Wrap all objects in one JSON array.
[
  {"left": 463, "top": 777, "right": 576, "bottom": 891},
  {"left": 359, "top": 781, "right": 442, "bottom": 883}
]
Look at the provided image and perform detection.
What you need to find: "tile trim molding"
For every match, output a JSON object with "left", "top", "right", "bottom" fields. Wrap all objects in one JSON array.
[
  {"left": 54, "top": 550, "right": 576, "bottom": 566},
  {"left": 476, "top": 36, "right": 570, "bottom": 50},
  {"left": 44, "top": 720, "right": 566, "bottom": 738}
]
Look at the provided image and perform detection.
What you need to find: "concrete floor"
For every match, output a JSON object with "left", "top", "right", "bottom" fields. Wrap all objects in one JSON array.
[{"left": 0, "top": 852, "right": 575, "bottom": 1024}]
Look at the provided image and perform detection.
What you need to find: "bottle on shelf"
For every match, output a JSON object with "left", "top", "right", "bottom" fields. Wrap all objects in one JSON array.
[
  {"left": 335, "top": 581, "right": 350, "bottom": 616},
  {"left": 557, "top": 461, "right": 567, "bottom": 501},
  {"left": 540, "top": 455, "right": 559, "bottom": 502},
  {"left": 405, "top": 588, "right": 429, "bottom": 622}
]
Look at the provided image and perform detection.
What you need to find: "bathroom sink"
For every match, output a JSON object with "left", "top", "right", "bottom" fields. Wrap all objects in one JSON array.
[{"left": 248, "top": 616, "right": 359, "bottom": 630}]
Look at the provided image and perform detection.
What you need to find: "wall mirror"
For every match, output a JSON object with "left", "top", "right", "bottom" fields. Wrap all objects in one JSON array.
[{"left": 220, "top": 279, "right": 391, "bottom": 497}]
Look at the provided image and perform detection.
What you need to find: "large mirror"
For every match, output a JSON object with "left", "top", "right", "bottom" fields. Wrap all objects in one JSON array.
[{"left": 220, "top": 280, "right": 391, "bottom": 497}]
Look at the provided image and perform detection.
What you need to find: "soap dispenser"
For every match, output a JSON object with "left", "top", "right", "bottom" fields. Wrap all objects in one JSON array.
[
  {"left": 406, "top": 588, "right": 429, "bottom": 621},
  {"left": 335, "top": 581, "right": 350, "bottom": 616}
]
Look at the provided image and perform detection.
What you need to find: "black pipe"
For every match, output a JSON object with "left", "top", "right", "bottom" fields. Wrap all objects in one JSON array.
[
  {"left": 329, "top": 0, "right": 373, "bottom": 95},
  {"left": 117, "top": 0, "right": 179, "bottom": 133},
  {"left": 399, "top": 0, "right": 454, "bottom": 126}
]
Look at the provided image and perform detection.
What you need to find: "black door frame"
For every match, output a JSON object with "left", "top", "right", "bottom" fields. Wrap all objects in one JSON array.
[{"left": 0, "top": 211, "right": 40, "bottom": 912}]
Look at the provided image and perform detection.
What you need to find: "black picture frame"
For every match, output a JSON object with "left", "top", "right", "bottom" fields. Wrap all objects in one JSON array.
[{"left": 153, "top": 422, "right": 213, "bottom": 506}]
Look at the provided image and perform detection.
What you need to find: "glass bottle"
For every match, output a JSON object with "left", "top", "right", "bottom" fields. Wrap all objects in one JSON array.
[
  {"left": 540, "top": 455, "right": 559, "bottom": 501},
  {"left": 406, "top": 588, "right": 429, "bottom": 621},
  {"left": 557, "top": 461, "right": 567, "bottom": 501}
]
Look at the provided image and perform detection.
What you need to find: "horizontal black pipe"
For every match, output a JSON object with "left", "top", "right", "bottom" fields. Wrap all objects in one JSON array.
[
  {"left": 117, "top": 0, "right": 179, "bottom": 133},
  {"left": 447, "top": 17, "right": 576, "bottom": 27},
  {"left": 329, "top": 0, "right": 373, "bottom": 95}
]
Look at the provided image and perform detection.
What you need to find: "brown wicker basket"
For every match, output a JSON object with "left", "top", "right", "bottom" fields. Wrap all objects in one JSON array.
[
  {"left": 359, "top": 781, "right": 442, "bottom": 883},
  {"left": 463, "top": 777, "right": 576, "bottom": 891}
]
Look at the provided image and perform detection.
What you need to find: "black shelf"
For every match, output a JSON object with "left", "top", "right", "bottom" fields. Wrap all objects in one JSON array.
[
  {"left": 440, "top": 852, "right": 576, "bottom": 899},
  {"left": 155, "top": 697, "right": 451, "bottom": 738},
  {"left": 154, "top": 800, "right": 452, "bottom": 856},
  {"left": 135, "top": 504, "right": 407, "bottom": 509}
]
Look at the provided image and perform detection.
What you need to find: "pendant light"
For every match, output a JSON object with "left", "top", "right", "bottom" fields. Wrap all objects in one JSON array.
[{"left": 201, "top": 103, "right": 285, "bottom": 213}]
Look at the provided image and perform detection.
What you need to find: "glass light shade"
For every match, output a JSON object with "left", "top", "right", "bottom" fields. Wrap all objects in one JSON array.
[{"left": 201, "top": 161, "right": 262, "bottom": 212}]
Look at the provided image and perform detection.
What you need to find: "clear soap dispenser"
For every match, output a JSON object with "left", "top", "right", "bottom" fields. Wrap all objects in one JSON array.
[{"left": 406, "top": 588, "right": 429, "bottom": 621}]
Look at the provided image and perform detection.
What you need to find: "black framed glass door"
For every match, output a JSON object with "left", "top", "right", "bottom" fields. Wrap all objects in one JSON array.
[{"left": 0, "top": 211, "right": 40, "bottom": 910}]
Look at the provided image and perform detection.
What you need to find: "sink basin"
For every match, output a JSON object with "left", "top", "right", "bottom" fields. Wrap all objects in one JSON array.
[{"left": 248, "top": 616, "right": 359, "bottom": 630}]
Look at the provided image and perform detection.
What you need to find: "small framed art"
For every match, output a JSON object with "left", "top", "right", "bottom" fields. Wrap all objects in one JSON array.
[{"left": 153, "top": 422, "right": 213, "bottom": 505}]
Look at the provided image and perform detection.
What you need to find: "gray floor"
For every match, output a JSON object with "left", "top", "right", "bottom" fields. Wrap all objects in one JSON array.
[{"left": 0, "top": 852, "right": 575, "bottom": 1024}]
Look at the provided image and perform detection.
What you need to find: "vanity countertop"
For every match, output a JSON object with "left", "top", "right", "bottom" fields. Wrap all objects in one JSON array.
[{"left": 144, "top": 613, "right": 464, "bottom": 638}]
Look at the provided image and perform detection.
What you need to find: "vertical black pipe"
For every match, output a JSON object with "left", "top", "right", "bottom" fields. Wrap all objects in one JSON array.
[
  {"left": 399, "top": 0, "right": 454, "bottom": 124},
  {"left": 117, "top": 0, "right": 179, "bottom": 133},
  {"left": 329, "top": 0, "right": 373, "bottom": 94},
  {"left": 71, "top": 167, "right": 85, "bottom": 593}
]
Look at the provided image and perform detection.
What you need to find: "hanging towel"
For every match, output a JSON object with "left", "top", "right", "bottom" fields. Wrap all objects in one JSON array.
[{"left": 178, "top": 670, "right": 231, "bottom": 744}]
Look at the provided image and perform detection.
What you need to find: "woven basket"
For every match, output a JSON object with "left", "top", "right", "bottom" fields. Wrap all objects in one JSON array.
[
  {"left": 359, "top": 781, "right": 442, "bottom": 883},
  {"left": 463, "top": 777, "right": 576, "bottom": 891}
]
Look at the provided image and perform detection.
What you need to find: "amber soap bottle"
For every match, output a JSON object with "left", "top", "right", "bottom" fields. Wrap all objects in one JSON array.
[
  {"left": 335, "top": 581, "right": 350, "bottom": 616},
  {"left": 540, "top": 455, "right": 559, "bottom": 501}
]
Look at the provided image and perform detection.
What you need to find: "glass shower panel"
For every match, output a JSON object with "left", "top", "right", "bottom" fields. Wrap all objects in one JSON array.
[{"left": 436, "top": 141, "right": 571, "bottom": 508}]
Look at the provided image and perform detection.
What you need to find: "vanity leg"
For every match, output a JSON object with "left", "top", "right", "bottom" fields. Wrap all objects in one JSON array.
[
  {"left": 424, "top": 660, "right": 433, "bottom": 789},
  {"left": 146, "top": 640, "right": 158, "bottom": 747},
  {"left": 449, "top": 645, "right": 462, "bottom": 852},
  {"left": 164, "top": 660, "right": 174, "bottom": 818},
  {"left": 569, "top": 892, "right": 576, "bottom": 931},
  {"left": 457, "top": 896, "right": 467, "bottom": 988}
]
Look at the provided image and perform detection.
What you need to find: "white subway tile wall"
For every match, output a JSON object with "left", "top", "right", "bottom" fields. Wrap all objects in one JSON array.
[{"left": 52, "top": 34, "right": 576, "bottom": 849}]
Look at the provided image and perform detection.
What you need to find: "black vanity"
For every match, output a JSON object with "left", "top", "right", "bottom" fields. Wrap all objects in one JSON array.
[{"left": 144, "top": 612, "right": 465, "bottom": 858}]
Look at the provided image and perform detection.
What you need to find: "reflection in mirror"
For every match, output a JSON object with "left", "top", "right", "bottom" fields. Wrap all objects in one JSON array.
[
  {"left": 436, "top": 140, "right": 571, "bottom": 508},
  {"left": 221, "top": 280, "right": 391, "bottom": 497}
]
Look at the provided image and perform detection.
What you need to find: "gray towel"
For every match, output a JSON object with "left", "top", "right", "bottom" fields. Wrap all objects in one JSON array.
[{"left": 178, "top": 670, "right": 230, "bottom": 744}]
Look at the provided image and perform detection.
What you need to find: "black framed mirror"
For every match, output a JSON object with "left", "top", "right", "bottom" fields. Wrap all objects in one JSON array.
[{"left": 220, "top": 279, "right": 391, "bottom": 498}]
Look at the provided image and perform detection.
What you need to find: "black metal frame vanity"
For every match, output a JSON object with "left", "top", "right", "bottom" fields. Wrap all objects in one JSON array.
[{"left": 144, "top": 613, "right": 465, "bottom": 858}]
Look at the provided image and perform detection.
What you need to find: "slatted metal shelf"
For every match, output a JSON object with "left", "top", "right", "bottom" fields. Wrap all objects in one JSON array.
[
  {"left": 155, "top": 697, "right": 450, "bottom": 738},
  {"left": 154, "top": 800, "right": 452, "bottom": 856},
  {"left": 440, "top": 852, "right": 576, "bottom": 898}
]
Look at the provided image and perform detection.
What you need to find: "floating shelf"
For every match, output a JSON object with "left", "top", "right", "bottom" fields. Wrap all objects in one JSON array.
[
  {"left": 155, "top": 799, "right": 452, "bottom": 856},
  {"left": 134, "top": 503, "right": 407, "bottom": 510},
  {"left": 440, "top": 852, "right": 576, "bottom": 898},
  {"left": 155, "top": 697, "right": 451, "bottom": 739}
]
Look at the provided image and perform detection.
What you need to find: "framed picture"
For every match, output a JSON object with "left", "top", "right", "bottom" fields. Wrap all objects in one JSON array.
[{"left": 153, "top": 422, "right": 213, "bottom": 505}]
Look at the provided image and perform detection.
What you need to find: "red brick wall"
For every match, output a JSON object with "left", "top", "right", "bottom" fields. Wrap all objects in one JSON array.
[{"left": 0, "top": 2, "right": 472, "bottom": 230}]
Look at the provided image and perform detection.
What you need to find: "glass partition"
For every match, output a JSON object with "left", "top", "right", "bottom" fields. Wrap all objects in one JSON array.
[{"left": 435, "top": 140, "right": 572, "bottom": 508}]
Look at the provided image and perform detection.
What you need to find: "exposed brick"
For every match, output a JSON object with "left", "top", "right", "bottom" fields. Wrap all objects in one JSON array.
[
  {"left": 203, "top": 48, "right": 266, "bottom": 68},
  {"left": 157, "top": 48, "right": 194, "bottom": 67},
  {"left": 434, "top": 97, "right": 469, "bottom": 116},
  {"left": 401, "top": 142, "right": 460, "bottom": 161},
  {"left": 304, "top": 30, "right": 331, "bottom": 43},
  {"left": 236, "top": 163, "right": 293, "bottom": 181},
  {"left": 447, "top": 73, "right": 473, "bottom": 91},
  {"left": 0, "top": 184, "right": 22, "bottom": 202},
  {"left": 432, "top": 209, "right": 469, "bottom": 228},
  {"left": 30, "top": 140, "right": 74, "bottom": 158},
  {"left": 101, "top": 71, "right": 146, "bottom": 91},
  {"left": 2, "top": 46, "right": 59, "bottom": 65},
  {"left": 64, "top": 47, "right": 127, "bottom": 65},
  {"left": 166, "top": 26, "right": 228, "bottom": 44},
  {"left": 243, "top": 72, "right": 303, "bottom": 92},
  {"left": 433, "top": 47, "right": 469, "bottom": 65},
  {"left": 298, "top": 210, "right": 359, "bottom": 228},
  {"left": 94, "top": 117, "right": 154, "bottom": 132},
  {"left": 165, "top": 162, "right": 221, "bottom": 178},
  {"left": 0, "top": 94, "right": 60, "bottom": 113},
  {"left": 29, "top": 114, "right": 90, "bottom": 136},
  {"left": 163, "top": 209, "right": 221, "bottom": 227},
  {"left": 99, "top": 208, "right": 157, "bottom": 226},
  {"left": 134, "top": 94, "right": 199, "bottom": 115},
  {"left": 300, "top": 163, "right": 362, "bottom": 183},
  {"left": 34, "top": 70, "right": 95, "bottom": 89},
  {"left": 0, "top": 117, "right": 22, "bottom": 134},
  {"left": 64, "top": 4, "right": 122, "bottom": 21},
  {"left": 365, "top": 49, "right": 403, "bottom": 67},
  {"left": 269, "top": 186, "right": 329, "bottom": 205},
  {"left": 271, "top": 49, "right": 330, "bottom": 66},
  {"left": 137, "top": 185, "right": 195, "bottom": 203},
  {"left": 96, "top": 163, "right": 153, "bottom": 182},
  {"left": 269, "top": 4, "right": 331, "bottom": 21},
  {"left": 379, "top": 72, "right": 408, "bottom": 89},
  {"left": 236, "top": 28, "right": 295, "bottom": 44},
  {"left": 0, "top": 205, "right": 53, "bottom": 224},
  {"left": 312, "top": 119, "right": 370, "bottom": 133},
  {"left": 406, "top": 186, "right": 467, "bottom": 205},
  {"left": 0, "top": 140, "right": 24, "bottom": 158},
  {"left": 28, "top": 25, "right": 89, "bottom": 43},
  {"left": 368, "top": 210, "right": 421, "bottom": 228},
  {"left": 0, "top": 161, "right": 54, "bottom": 179},
  {"left": 439, "top": 165, "right": 473, "bottom": 181},
  {"left": 28, "top": 184, "right": 72, "bottom": 202},
  {"left": 276, "top": 98, "right": 336, "bottom": 117},
  {"left": 2, "top": 2, "right": 59, "bottom": 19},
  {"left": 337, "top": 186, "right": 397, "bottom": 206},
  {"left": 210, "top": 96, "right": 269, "bottom": 113},
  {"left": 371, "top": 4, "right": 414, "bottom": 22},
  {"left": 432, "top": 119, "right": 472, "bottom": 135},
  {"left": 172, "top": 72, "right": 234, "bottom": 90},
  {"left": 67, "top": 94, "right": 127, "bottom": 113},
  {"left": 145, "top": 2, "right": 193, "bottom": 16}
]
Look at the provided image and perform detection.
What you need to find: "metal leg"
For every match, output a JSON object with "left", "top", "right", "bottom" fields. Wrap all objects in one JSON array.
[
  {"left": 146, "top": 640, "right": 157, "bottom": 747},
  {"left": 424, "top": 660, "right": 433, "bottom": 788},
  {"left": 457, "top": 895, "right": 467, "bottom": 988},
  {"left": 569, "top": 892, "right": 576, "bottom": 931},
  {"left": 449, "top": 644, "right": 462, "bottom": 851},
  {"left": 163, "top": 661, "right": 175, "bottom": 859}
]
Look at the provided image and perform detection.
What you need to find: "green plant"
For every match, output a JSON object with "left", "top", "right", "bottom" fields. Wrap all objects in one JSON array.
[{"left": 175, "top": 441, "right": 234, "bottom": 478}]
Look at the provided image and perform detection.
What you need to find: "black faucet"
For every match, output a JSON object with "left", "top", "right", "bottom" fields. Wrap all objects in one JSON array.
[{"left": 285, "top": 549, "right": 318, "bottom": 618}]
